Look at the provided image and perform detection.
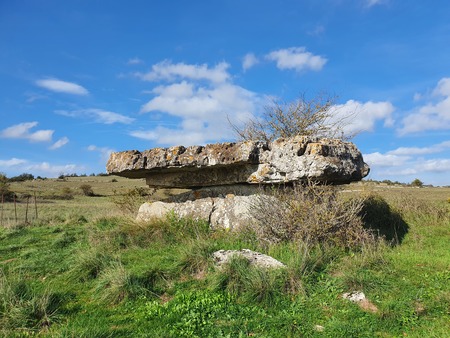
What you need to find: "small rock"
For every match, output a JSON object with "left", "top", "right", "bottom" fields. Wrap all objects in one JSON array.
[
  {"left": 314, "top": 325, "right": 325, "bottom": 332},
  {"left": 342, "top": 291, "right": 378, "bottom": 313},
  {"left": 342, "top": 291, "right": 366, "bottom": 302},
  {"left": 212, "top": 249, "right": 286, "bottom": 269}
]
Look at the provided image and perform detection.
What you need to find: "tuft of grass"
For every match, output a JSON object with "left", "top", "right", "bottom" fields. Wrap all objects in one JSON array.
[
  {"left": 209, "top": 255, "right": 287, "bottom": 306},
  {"left": 69, "top": 246, "right": 118, "bottom": 281},
  {"left": 0, "top": 272, "right": 63, "bottom": 333},
  {"left": 94, "top": 261, "right": 153, "bottom": 304}
]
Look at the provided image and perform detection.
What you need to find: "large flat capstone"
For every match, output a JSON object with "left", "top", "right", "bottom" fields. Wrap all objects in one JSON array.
[{"left": 106, "top": 136, "right": 369, "bottom": 188}]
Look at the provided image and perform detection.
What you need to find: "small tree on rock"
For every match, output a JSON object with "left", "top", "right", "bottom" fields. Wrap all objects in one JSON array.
[{"left": 231, "top": 93, "right": 355, "bottom": 142}]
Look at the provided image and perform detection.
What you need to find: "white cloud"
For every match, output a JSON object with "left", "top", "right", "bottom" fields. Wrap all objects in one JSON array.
[
  {"left": 363, "top": 139, "right": 450, "bottom": 185},
  {"left": 364, "top": 152, "right": 410, "bottom": 168},
  {"left": 49, "top": 137, "right": 69, "bottom": 150},
  {"left": 134, "top": 78, "right": 259, "bottom": 145},
  {"left": 330, "top": 100, "right": 395, "bottom": 136},
  {"left": 88, "top": 145, "right": 115, "bottom": 162},
  {"left": 387, "top": 140, "right": 450, "bottom": 156},
  {"left": 24, "top": 162, "right": 81, "bottom": 177},
  {"left": 127, "top": 57, "right": 144, "bottom": 65},
  {"left": 266, "top": 47, "right": 327, "bottom": 72},
  {"left": 0, "top": 158, "right": 27, "bottom": 167},
  {"left": 56, "top": 108, "right": 134, "bottom": 124},
  {"left": 135, "top": 60, "right": 230, "bottom": 83},
  {"left": 35, "top": 78, "right": 89, "bottom": 95},
  {"left": 0, "top": 122, "right": 54, "bottom": 143},
  {"left": 242, "top": 53, "right": 259, "bottom": 71},
  {"left": 399, "top": 77, "right": 450, "bottom": 135},
  {"left": 0, "top": 157, "right": 82, "bottom": 177}
]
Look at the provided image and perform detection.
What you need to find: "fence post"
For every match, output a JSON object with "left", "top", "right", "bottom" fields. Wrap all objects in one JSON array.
[
  {"left": 34, "top": 191, "right": 38, "bottom": 220},
  {"left": 1, "top": 193, "right": 3, "bottom": 227},
  {"left": 25, "top": 195, "right": 30, "bottom": 224},
  {"left": 14, "top": 194, "right": 17, "bottom": 224}
]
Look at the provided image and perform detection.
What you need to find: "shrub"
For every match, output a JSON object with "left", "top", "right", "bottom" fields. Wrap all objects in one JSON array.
[
  {"left": 9, "top": 173, "right": 34, "bottom": 182},
  {"left": 80, "top": 184, "right": 94, "bottom": 196},
  {"left": 0, "top": 173, "right": 14, "bottom": 202},
  {"left": 111, "top": 187, "right": 155, "bottom": 215},
  {"left": 250, "top": 181, "right": 371, "bottom": 248}
]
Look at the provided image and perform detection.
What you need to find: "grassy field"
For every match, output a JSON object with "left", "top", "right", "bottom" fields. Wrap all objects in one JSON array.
[{"left": 1, "top": 178, "right": 449, "bottom": 337}]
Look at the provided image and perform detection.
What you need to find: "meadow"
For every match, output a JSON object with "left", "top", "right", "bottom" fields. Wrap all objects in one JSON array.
[{"left": 1, "top": 176, "right": 449, "bottom": 337}]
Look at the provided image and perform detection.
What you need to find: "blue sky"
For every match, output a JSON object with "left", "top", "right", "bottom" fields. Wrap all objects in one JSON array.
[{"left": 1, "top": 0, "right": 449, "bottom": 185}]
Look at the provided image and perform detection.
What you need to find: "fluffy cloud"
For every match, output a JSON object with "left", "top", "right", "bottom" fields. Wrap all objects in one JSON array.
[
  {"left": 135, "top": 60, "right": 230, "bottom": 83},
  {"left": 133, "top": 60, "right": 260, "bottom": 145},
  {"left": 242, "top": 53, "right": 259, "bottom": 71},
  {"left": 399, "top": 78, "right": 450, "bottom": 135},
  {"left": 134, "top": 79, "right": 259, "bottom": 145},
  {"left": 266, "top": 47, "right": 327, "bottom": 72},
  {"left": 35, "top": 78, "right": 88, "bottom": 95},
  {"left": 387, "top": 140, "right": 450, "bottom": 156},
  {"left": 0, "top": 158, "right": 27, "bottom": 167},
  {"left": 330, "top": 100, "right": 395, "bottom": 137},
  {"left": 364, "top": 152, "right": 410, "bottom": 168},
  {"left": 0, "top": 157, "right": 82, "bottom": 177},
  {"left": 0, "top": 122, "right": 54, "bottom": 142},
  {"left": 87, "top": 145, "right": 115, "bottom": 162},
  {"left": 364, "top": 139, "right": 450, "bottom": 185},
  {"left": 49, "top": 137, "right": 69, "bottom": 150},
  {"left": 56, "top": 109, "right": 134, "bottom": 124},
  {"left": 24, "top": 162, "right": 81, "bottom": 177}
]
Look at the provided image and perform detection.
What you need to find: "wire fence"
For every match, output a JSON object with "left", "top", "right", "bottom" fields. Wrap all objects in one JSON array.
[{"left": 1, "top": 192, "right": 39, "bottom": 226}]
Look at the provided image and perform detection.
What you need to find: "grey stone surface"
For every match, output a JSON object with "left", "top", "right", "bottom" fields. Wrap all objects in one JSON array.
[
  {"left": 107, "top": 136, "right": 369, "bottom": 187},
  {"left": 136, "top": 194, "right": 267, "bottom": 230},
  {"left": 212, "top": 249, "right": 286, "bottom": 269}
]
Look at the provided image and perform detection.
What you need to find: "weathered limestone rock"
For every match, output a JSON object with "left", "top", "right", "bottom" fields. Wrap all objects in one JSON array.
[
  {"left": 106, "top": 136, "right": 369, "bottom": 188},
  {"left": 136, "top": 194, "right": 263, "bottom": 230},
  {"left": 212, "top": 249, "right": 286, "bottom": 269}
]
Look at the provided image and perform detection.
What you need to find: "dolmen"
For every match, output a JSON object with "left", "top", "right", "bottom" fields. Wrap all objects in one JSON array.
[{"left": 106, "top": 136, "right": 370, "bottom": 229}]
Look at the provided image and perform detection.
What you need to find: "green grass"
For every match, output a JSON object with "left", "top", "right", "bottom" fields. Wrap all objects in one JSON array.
[{"left": 0, "top": 180, "right": 449, "bottom": 337}]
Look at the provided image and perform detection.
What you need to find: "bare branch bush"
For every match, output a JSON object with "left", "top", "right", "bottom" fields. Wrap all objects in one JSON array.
[
  {"left": 250, "top": 181, "right": 371, "bottom": 248},
  {"left": 231, "top": 93, "right": 357, "bottom": 142}
]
